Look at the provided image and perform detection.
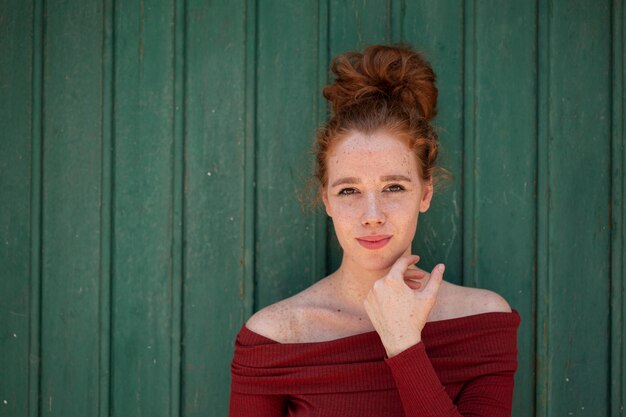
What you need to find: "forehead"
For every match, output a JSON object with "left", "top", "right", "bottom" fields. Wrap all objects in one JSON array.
[{"left": 327, "top": 131, "right": 418, "bottom": 178}]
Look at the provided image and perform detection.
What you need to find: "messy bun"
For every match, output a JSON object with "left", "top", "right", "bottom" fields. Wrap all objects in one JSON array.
[
  {"left": 314, "top": 44, "right": 443, "bottom": 199},
  {"left": 324, "top": 44, "right": 437, "bottom": 120}
]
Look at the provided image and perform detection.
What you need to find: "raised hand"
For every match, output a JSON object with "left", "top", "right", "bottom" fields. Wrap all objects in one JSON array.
[{"left": 363, "top": 255, "right": 445, "bottom": 358}]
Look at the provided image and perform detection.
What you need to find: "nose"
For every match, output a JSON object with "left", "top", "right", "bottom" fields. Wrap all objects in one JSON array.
[{"left": 361, "top": 193, "right": 385, "bottom": 226}]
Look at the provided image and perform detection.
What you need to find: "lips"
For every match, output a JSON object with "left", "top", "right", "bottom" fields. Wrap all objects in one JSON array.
[{"left": 356, "top": 235, "right": 392, "bottom": 250}]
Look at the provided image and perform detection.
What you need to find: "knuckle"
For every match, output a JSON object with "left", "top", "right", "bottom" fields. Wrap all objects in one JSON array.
[{"left": 382, "top": 276, "right": 393, "bottom": 284}]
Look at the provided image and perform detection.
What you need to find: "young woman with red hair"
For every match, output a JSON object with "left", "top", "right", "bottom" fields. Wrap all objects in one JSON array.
[{"left": 230, "top": 44, "right": 519, "bottom": 417}]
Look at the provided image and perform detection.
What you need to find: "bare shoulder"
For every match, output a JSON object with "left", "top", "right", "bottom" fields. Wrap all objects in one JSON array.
[
  {"left": 431, "top": 281, "right": 512, "bottom": 321},
  {"left": 245, "top": 295, "right": 304, "bottom": 343},
  {"left": 245, "top": 276, "right": 368, "bottom": 343}
]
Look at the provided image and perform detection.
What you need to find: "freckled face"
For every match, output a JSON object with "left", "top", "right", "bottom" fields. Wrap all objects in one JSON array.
[{"left": 322, "top": 131, "right": 433, "bottom": 272}]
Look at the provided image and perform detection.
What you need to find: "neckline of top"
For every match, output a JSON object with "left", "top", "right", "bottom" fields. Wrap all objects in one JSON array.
[{"left": 241, "top": 309, "right": 520, "bottom": 346}]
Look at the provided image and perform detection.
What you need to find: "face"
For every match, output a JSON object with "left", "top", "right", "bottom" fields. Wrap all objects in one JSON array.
[{"left": 322, "top": 131, "right": 433, "bottom": 272}]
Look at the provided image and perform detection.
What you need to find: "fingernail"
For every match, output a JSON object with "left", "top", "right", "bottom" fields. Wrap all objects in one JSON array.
[{"left": 438, "top": 264, "right": 445, "bottom": 273}]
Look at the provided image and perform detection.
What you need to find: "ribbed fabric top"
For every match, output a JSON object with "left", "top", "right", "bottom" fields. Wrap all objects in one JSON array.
[{"left": 230, "top": 310, "right": 520, "bottom": 417}]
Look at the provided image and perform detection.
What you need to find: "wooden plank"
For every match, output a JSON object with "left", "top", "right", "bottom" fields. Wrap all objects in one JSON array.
[
  {"left": 462, "top": 0, "right": 477, "bottom": 293},
  {"left": 328, "top": 0, "right": 391, "bottom": 58},
  {"left": 40, "top": 1, "right": 103, "bottom": 416},
  {"left": 612, "top": 0, "right": 625, "bottom": 415},
  {"left": 170, "top": 0, "right": 185, "bottom": 416},
  {"left": 29, "top": 1, "right": 43, "bottom": 416},
  {"left": 0, "top": 2, "right": 33, "bottom": 417},
  {"left": 327, "top": 0, "right": 392, "bottom": 272},
  {"left": 536, "top": 0, "right": 550, "bottom": 414},
  {"left": 182, "top": 1, "right": 248, "bottom": 415},
  {"left": 255, "top": 0, "right": 324, "bottom": 307},
  {"left": 544, "top": 0, "right": 612, "bottom": 415},
  {"left": 99, "top": 0, "right": 114, "bottom": 416},
  {"left": 471, "top": 2, "right": 536, "bottom": 416},
  {"left": 401, "top": 0, "right": 464, "bottom": 284},
  {"left": 111, "top": 1, "right": 176, "bottom": 416}
]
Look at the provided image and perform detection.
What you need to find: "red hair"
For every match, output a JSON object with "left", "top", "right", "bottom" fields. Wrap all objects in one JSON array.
[{"left": 314, "top": 44, "right": 443, "bottom": 197}]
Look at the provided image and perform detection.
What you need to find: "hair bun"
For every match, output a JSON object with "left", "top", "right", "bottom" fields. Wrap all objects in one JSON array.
[{"left": 323, "top": 44, "right": 437, "bottom": 121}]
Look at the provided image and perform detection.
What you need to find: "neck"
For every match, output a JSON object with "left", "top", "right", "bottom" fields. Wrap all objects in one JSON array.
[{"left": 327, "top": 256, "right": 393, "bottom": 308}]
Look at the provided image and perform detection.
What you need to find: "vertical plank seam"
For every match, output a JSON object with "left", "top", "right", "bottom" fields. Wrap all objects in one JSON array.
[
  {"left": 325, "top": 0, "right": 335, "bottom": 277},
  {"left": 622, "top": 0, "right": 626, "bottom": 412},
  {"left": 245, "top": 0, "right": 258, "bottom": 315},
  {"left": 459, "top": 0, "right": 466, "bottom": 287},
  {"left": 29, "top": 0, "right": 44, "bottom": 416},
  {"left": 325, "top": 0, "right": 333, "bottom": 276},
  {"left": 612, "top": 0, "right": 626, "bottom": 414},
  {"left": 535, "top": 0, "right": 551, "bottom": 415},
  {"left": 530, "top": 2, "right": 539, "bottom": 416},
  {"left": 462, "top": 0, "right": 476, "bottom": 287},
  {"left": 622, "top": 2, "right": 626, "bottom": 413},
  {"left": 99, "top": 0, "right": 114, "bottom": 415},
  {"left": 315, "top": 0, "right": 329, "bottom": 280},
  {"left": 107, "top": 0, "right": 118, "bottom": 411},
  {"left": 171, "top": 0, "right": 186, "bottom": 415}
]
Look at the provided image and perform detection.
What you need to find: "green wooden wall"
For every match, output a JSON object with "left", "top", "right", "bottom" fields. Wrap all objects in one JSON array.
[{"left": 0, "top": 1, "right": 623, "bottom": 416}]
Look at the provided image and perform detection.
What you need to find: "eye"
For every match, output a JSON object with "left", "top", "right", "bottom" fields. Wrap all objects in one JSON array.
[
  {"left": 338, "top": 187, "right": 359, "bottom": 196},
  {"left": 384, "top": 184, "right": 406, "bottom": 193}
]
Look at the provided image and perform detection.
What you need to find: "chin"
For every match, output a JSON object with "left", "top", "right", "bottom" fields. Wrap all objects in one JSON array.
[
  {"left": 351, "top": 250, "right": 403, "bottom": 272},
  {"left": 338, "top": 235, "right": 412, "bottom": 272}
]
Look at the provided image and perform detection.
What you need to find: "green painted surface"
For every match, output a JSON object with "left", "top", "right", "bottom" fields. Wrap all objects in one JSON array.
[
  {"left": 0, "top": 2, "right": 32, "bottom": 417},
  {"left": 183, "top": 0, "right": 249, "bottom": 415},
  {"left": 111, "top": 1, "right": 176, "bottom": 416},
  {"left": 612, "top": 1, "right": 625, "bottom": 416},
  {"left": 40, "top": 1, "right": 103, "bottom": 416},
  {"left": 255, "top": 0, "right": 323, "bottom": 308},
  {"left": 472, "top": 2, "right": 537, "bottom": 416},
  {"left": 0, "top": 1, "right": 623, "bottom": 416},
  {"left": 546, "top": 0, "right": 612, "bottom": 415}
]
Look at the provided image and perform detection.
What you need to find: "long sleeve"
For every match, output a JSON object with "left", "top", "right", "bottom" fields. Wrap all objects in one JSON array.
[
  {"left": 229, "top": 391, "right": 286, "bottom": 416},
  {"left": 386, "top": 341, "right": 515, "bottom": 417}
]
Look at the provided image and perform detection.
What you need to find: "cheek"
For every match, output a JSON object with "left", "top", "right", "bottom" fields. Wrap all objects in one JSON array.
[
  {"left": 330, "top": 202, "right": 358, "bottom": 228},
  {"left": 386, "top": 200, "right": 420, "bottom": 240},
  {"left": 384, "top": 197, "right": 419, "bottom": 219}
]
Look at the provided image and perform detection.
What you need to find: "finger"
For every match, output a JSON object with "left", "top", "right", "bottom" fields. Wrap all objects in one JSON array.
[
  {"left": 408, "top": 265, "right": 427, "bottom": 274},
  {"left": 403, "top": 269, "right": 426, "bottom": 280},
  {"left": 403, "top": 269, "right": 425, "bottom": 290},
  {"left": 422, "top": 263, "right": 445, "bottom": 296},
  {"left": 388, "top": 255, "right": 420, "bottom": 281},
  {"left": 403, "top": 279, "right": 422, "bottom": 290}
]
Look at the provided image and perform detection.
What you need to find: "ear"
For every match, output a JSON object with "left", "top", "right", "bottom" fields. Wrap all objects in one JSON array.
[
  {"left": 322, "top": 188, "right": 333, "bottom": 217},
  {"left": 419, "top": 181, "right": 434, "bottom": 213}
]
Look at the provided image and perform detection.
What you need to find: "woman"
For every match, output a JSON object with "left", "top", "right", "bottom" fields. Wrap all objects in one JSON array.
[{"left": 230, "top": 44, "right": 519, "bottom": 417}]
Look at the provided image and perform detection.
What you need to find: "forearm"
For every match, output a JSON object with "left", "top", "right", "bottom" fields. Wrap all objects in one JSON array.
[
  {"left": 229, "top": 391, "right": 287, "bottom": 417},
  {"left": 386, "top": 342, "right": 514, "bottom": 417}
]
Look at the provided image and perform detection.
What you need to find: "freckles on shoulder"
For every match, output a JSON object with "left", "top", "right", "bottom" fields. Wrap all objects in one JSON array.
[
  {"left": 245, "top": 300, "right": 302, "bottom": 343},
  {"left": 471, "top": 288, "right": 512, "bottom": 314},
  {"left": 440, "top": 282, "right": 512, "bottom": 319}
]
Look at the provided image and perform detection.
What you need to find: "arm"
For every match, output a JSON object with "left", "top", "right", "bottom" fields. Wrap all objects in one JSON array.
[
  {"left": 386, "top": 342, "right": 515, "bottom": 417},
  {"left": 229, "top": 391, "right": 287, "bottom": 417},
  {"left": 364, "top": 255, "right": 516, "bottom": 417},
  {"left": 363, "top": 255, "right": 443, "bottom": 358}
]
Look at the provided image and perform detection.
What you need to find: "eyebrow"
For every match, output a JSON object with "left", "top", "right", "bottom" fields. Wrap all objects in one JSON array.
[
  {"left": 331, "top": 177, "right": 359, "bottom": 187},
  {"left": 381, "top": 174, "right": 412, "bottom": 183},
  {"left": 330, "top": 174, "right": 412, "bottom": 188}
]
